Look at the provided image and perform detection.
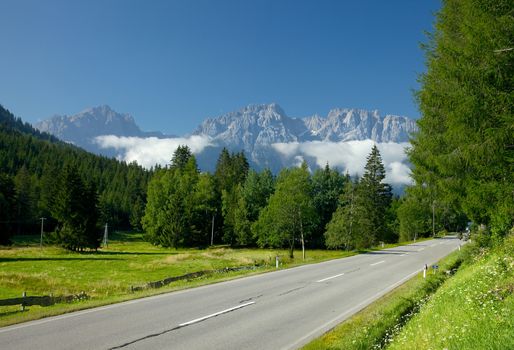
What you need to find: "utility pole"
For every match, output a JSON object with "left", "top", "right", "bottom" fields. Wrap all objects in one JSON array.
[
  {"left": 432, "top": 200, "right": 436, "bottom": 237},
  {"left": 39, "top": 217, "right": 46, "bottom": 249},
  {"left": 210, "top": 214, "right": 215, "bottom": 246},
  {"left": 103, "top": 223, "right": 108, "bottom": 248}
]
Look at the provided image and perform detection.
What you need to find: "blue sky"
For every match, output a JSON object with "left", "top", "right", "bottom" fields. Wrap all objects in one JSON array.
[{"left": 0, "top": 0, "right": 440, "bottom": 136}]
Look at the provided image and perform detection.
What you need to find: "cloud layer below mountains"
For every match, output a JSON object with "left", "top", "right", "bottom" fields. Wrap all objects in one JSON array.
[
  {"left": 272, "top": 140, "right": 412, "bottom": 185},
  {"left": 94, "top": 135, "right": 213, "bottom": 168},
  {"left": 95, "top": 135, "right": 412, "bottom": 185}
]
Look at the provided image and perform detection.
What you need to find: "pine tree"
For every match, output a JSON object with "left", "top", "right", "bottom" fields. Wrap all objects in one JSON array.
[
  {"left": 0, "top": 174, "right": 16, "bottom": 244},
  {"left": 52, "top": 164, "right": 100, "bottom": 251},
  {"left": 356, "top": 145, "right": 392, "bottom": 247},
  {"left": 171, "top": 145, "right": 193, "bottom": 170}
]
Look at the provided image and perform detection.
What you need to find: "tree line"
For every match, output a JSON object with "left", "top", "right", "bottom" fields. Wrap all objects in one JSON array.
[{"left": 143, "top": 144, "right": 401, "bottom": 257}]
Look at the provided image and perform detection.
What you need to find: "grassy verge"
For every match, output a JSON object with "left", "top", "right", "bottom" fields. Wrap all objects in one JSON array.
[
  {"left": 303, "top": 243, "right": 467, "bottom": 350},
  {"left": 1, "top": 232, "right": 356, "bottom": 327},
  {"left": 387, "top": 236, "right": 514, "bottom": 349}
]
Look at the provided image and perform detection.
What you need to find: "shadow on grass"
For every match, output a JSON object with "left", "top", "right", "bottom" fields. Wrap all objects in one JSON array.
[
  {"left": 0, "top": 257, "right": 122, "bottom": 262},
  {"left": 92, "top": 250, "right": 171, "bottom": 256},
  {"left": 0, "top": 310, "right": 24, "bottom": 317}
]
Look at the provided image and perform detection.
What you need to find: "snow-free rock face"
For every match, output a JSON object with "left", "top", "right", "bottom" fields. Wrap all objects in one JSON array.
[
  {"left": 302, "top": 108, "right": 417, "bottom": 143},
  {"left": 193, "top": 103, "right": 417, "bottom": 171},
  {"left": 195, "top": 104, "right": 416, "bottom": 145},
  {"left": 35, "top": 105, "right": 170, "bottom": 156},
  {"left": 194, "top": 103, "right": 304, "bottom": 151}
]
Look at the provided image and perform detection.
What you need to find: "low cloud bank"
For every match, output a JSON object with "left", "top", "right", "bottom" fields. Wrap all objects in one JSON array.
[
  {"left": 94, "top": 135, "right": 412, "bottom": 185},
  {"left": 272, "top": 140, "right": 412, "bottom": 185},
  {"left": 94, "top": 135, "right": 213, "bottom": 169}
]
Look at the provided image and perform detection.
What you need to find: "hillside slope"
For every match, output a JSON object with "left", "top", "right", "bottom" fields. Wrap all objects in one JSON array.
[{"left": 0, "top": 104, "right": 151, "bottom": 236}]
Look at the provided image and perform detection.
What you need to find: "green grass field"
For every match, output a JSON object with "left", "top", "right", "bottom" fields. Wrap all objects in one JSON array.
[{"left": 0, "top": 232, "right": 353, "bottom": 326}]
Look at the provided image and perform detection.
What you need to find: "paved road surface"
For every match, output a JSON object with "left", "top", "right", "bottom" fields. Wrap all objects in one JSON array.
[{"left": 0, "top": 237, "right": 463, "bottom": 350}]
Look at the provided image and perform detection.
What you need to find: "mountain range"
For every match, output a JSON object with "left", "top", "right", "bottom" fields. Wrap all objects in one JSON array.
[
  {"left": 35, "top": 105, "right": 174, "bottom": 157},
  {"left": 35, "top": 103, "right": 417, "bottom": 178}
]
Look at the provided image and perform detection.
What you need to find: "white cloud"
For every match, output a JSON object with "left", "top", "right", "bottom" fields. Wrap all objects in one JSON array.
[
  {"left": 272, "top": 140, "right": 412, "bottom": 185},
  {"left": 385, "top": 161, "right": 413, "bottom": 186},
  {"left": 94, "top": 135, "right": 213, "bottom": 169}
]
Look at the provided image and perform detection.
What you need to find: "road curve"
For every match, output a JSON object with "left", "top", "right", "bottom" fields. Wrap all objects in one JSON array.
[{"left": 0, "top": 237, "right": 463, "bottom": 350}]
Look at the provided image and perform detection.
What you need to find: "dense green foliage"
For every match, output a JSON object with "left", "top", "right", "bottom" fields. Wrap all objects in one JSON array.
[
  {"left": 144, "top": 147, "right": 398, "bottom": 252},
  {"left": 52, "top": 164, "right": 100, "bottom": 251},
  {"left": 0, "top": 104, "right": 151, "bottom": 247},
  {"left": 253, "top": 163, "right": 317, "bottom": 258},
  {"left": 311, "top": 165, "right": 347, "bottom": 247},
  {"left": 400, "top": 0, "right": 514, "bottom": 241},
  {"left": 325, "top": 147, "right": 395, "bottom": 249},
  {"left": 214, "top": 148, "right": 250, "bottom": 245},
  {"left": 142, "top": 148, "right": 215, "bottom": 247}
]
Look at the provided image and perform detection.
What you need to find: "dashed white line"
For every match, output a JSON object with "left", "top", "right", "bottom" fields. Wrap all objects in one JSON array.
[
  {"left": 370, "top": 260, "right": 385, "bottom": 266},
  {"left": 316, "top": 273, "right": 345, "bottom": 283},
  {"left": 417, "top": 248, "right": 425, "bottom": 252},
  {"left": 178, "top": 301, "right": 255, "bottom": 327},
  {"left": 399, "top": 253, "right": 409, "bottom": 257}
]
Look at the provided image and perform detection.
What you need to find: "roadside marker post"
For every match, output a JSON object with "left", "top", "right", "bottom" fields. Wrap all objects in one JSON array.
[{"left": 423, "top": 264, "right": 428, "bottom": 279}]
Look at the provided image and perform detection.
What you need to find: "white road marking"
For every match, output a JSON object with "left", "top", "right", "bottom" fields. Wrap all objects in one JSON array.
[
  {"left": 417, "top": 248, "right": 425, "bottom": 252},
  {"left": 399, "top": 253, "right": 409, "bottom": 257},
  {"left": 370, "top": 260, "right": 385, "bottom": 266},
  {"left": 316, "top": 273, "right": 345, "bottom": 283},
  {"left": 178, "top": 301, "right": 255, "bottom": 327}
]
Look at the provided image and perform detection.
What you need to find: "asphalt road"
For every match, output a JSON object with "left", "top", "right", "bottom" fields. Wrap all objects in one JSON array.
[{"left": 0, "top": 237, "right": 463, "bottom": 350}]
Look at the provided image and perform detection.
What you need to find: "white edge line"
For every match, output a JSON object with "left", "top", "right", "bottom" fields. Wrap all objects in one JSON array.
[
  {"left": 316, "top": 273, "right": 345, "bottom": 283},
  {"left": 178, "top": 301, "right": 255, "bottom": 327},
  {"left": 285, "top": 268, "right": 423, "bottom": 350},
  {"left": 370, "top": 260, "right": 385, "bottom": 266}
]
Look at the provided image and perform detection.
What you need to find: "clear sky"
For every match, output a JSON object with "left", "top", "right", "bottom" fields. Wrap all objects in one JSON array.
[{"left": 0, "top": 0, "right": 440, "bottom": 136}]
